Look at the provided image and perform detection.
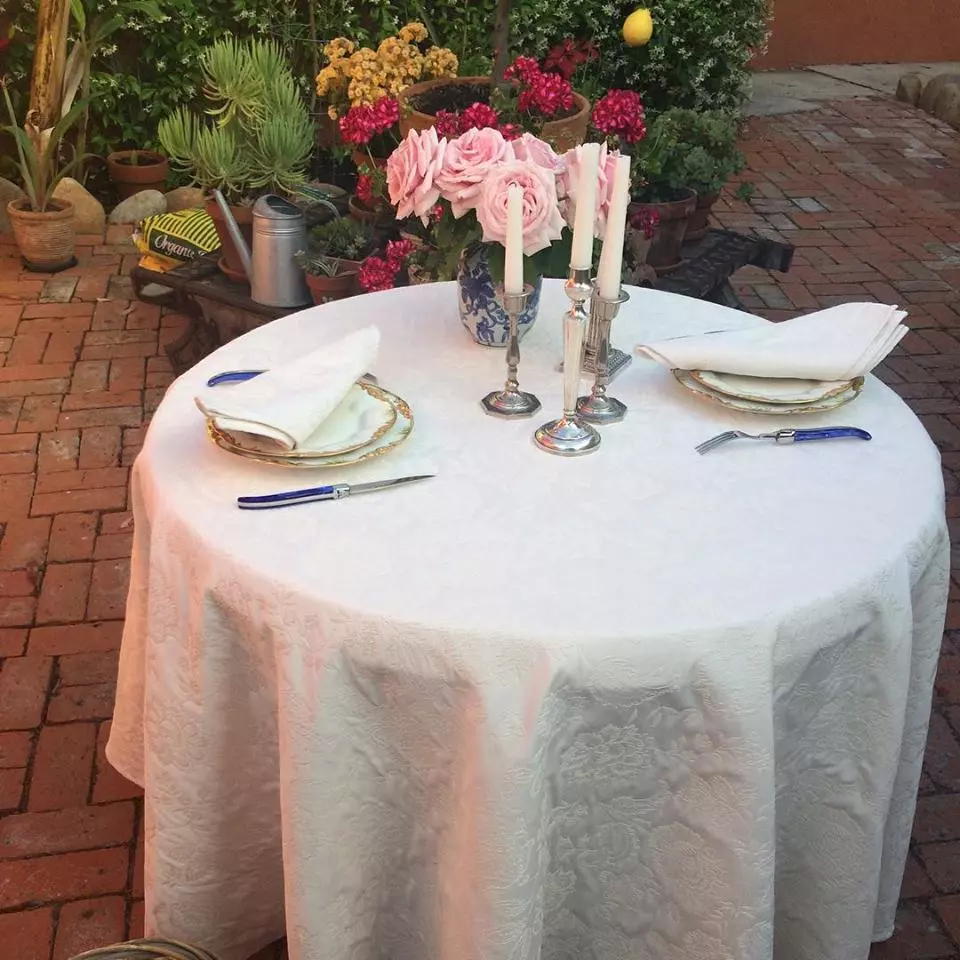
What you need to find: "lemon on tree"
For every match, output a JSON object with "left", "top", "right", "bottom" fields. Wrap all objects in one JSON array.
[{"left": 623, "top": 7, "right": 654, "bottom": 47}]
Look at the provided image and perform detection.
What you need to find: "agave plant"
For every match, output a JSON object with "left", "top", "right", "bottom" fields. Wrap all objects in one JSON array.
[
  {"left": 158, "top": 36, "right": 313, "bottom": 204},
  {"left": 1, "top": 82, "right": 92, "bottom": 212}
]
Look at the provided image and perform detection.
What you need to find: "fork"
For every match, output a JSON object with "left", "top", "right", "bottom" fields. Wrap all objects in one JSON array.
[{"left": 696, "top": 426, "right": 872, "bottom": 455}]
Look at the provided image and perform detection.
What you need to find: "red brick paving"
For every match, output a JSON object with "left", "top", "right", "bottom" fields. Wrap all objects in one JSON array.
[{"left": 1, "top": 95, "right": 960, "bottom": 959}]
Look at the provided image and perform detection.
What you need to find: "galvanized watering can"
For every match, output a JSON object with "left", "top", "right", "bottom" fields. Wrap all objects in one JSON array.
[{"left": 213, "top": 190, "right": 311, "bottom": 308}]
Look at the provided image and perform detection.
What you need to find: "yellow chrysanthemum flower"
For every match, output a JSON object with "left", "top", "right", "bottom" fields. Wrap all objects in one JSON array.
[
  {"left": 327, "top": 105, "right": 339, "bottom": 120},
  {"left": 323, "top": 37, "right": 355, "bottom": 61},
  {"left": 423, "top": 46, "right": 458, "bottom": 79},
  {"left": 315, "top": 64, "right": 345, "bottom": 98},
  {"left": 398, "top": 21, "right": 428, "bottom": 44}
]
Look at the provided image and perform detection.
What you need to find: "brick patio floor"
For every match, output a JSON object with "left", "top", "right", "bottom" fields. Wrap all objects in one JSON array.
[{"left": 2, "top": 94, "right": 960, "bottom": 959}]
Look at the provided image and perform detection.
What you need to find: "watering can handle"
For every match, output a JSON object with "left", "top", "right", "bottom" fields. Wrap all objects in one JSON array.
[{"left": 212, "top": 189, "right": 252, "bottom": 278}]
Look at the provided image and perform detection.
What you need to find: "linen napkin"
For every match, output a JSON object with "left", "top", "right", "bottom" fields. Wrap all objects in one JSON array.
[
  {"left": 195, "top": 326, "right": 380, "bottom": 452},
  {"left": 636, "top": 302, "right": 908, "bottom": 382}
]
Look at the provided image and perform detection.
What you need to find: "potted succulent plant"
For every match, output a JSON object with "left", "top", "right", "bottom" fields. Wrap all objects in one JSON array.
[
  {"left": 656, "top": 108, "right": 744, "bottom": 240},
  {"left": 296, "top": 216, "right": 379, "bottom": 304},
  {"left": 158, "top": 36, "right": 313, "bottom": 279},
  {"left": 1, "top": 82, "right": 90, "bottom": 271},
  {"left": 106, "top": 149, "right": 169, "bottom": 198}
]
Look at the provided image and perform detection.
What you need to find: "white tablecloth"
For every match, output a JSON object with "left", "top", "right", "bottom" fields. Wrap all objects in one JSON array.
[{"left": 108, "top": 282, "right": 949, "bottom": 960}]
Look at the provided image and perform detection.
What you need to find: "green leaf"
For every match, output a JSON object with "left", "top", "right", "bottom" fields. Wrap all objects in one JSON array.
[{"left": 70, "top": 0, "right": 86, "bottom": 34}]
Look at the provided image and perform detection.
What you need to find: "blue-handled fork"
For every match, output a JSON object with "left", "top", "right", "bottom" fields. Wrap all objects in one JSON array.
[{"left": 696, "top": 426, "right": 872, "bottom": 455}]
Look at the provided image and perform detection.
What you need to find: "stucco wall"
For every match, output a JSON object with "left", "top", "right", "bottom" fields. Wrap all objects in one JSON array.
[{"left": 753, "top": 0, "right": 960, "bottom": 68}]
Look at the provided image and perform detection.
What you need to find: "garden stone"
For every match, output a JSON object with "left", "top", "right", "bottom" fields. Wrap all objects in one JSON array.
[
  {"left": 52, "top": 177, "right": 106, "bottom": 235},
  {"left": 109, "top": 190, "right": 167, "bottom": 224},
  {"left": 0, "top": 177, "right": 26, "bottom": 233},
  {"left": 164, "top": 186, "right": 206, "bottom": 212},
  {"left": 919, "top": 73, "right": 960, "bottom": 114},
  {"left": 933, "top": 83, "right": 960, "bottom": 131},
  {"left": 896, "top": 73, "right": 923, "bottom": 106}
]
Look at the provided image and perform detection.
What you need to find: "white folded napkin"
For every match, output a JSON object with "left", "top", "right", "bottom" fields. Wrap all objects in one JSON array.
[
  {"left": 636, "top": 302, "right": 908, "bottom": 382},
  {"left": 195, "top": 326, "right": 380, "bottom": 452}
]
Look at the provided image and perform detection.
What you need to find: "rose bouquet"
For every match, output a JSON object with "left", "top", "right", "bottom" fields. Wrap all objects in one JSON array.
[{"left": 366, "top": 81, "right": 647, "bottom": 288}]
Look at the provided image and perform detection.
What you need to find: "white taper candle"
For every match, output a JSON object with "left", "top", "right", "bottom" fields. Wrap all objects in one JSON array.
[
  {"left": 569, "top": 143, "right": 601, "bottom": 271},
  {"left": 504, "top": 184, "right": 524, "bottom": 295},
  {"left": 597, "top": 155, "right": 632, "bottom": 300}
]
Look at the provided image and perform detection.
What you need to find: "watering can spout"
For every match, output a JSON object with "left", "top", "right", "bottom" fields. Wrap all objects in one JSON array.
[{"left": 212, "top": 189, "right": 252, "bottom": 277}]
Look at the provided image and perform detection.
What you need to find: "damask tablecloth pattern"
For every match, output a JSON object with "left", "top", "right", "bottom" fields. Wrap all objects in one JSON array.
[{"left": 108, "top": 283, "right": 949, "bottom": 960}]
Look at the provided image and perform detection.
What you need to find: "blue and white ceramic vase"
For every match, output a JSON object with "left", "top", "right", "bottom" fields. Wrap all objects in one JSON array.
[{"left": 456, "top": 244, "right": 542, "bottom": 347}]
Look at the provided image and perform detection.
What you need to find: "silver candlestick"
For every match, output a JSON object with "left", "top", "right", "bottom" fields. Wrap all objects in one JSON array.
[
  {"left": 577, "top": 285, "right": 630, "bottom": 424},
  {"left": 481, "top": 283, "right": 541, "bottom": 418},
  {"left": 533, "top": 268, "right": 601, "bottom": 456}
]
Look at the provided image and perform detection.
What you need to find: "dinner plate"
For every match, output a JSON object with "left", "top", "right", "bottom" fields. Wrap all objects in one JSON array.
[
  {"left": 674, "top": 369, "right": 864, "bottom": 415},
  {"left": 207, "top": 386, "right": 414, "bottom": 467},
  {"left": 207, "top": 381, "right": 397, "bottom": 459},
  {"left": 690, "top": 370, "right": 855, "bottom": 405}
]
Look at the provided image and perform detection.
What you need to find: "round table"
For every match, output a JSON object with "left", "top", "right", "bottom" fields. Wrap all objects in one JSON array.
[{"left": 109, "top": 281, "right": 948, "bottom": 960}]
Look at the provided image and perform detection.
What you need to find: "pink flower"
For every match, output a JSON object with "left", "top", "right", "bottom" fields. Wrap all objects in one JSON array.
[
  {"left": 592, "top": 90, "right": 646, "bottom": 144},
  {"left": 339, "top": 97, "right": 401, "bottom": 146},
  {"left": 560, "top": 141, "right": 622, "bottom": 236},
  {"left": 509, "top": 132, "right": 563, "bottom": 174},
  {"left": 434, "top": 110, "right": 462, "bottom": 139},
  {"left": 504, "top": 56, "right": 541, "bottom": 85},
  {"left": 387, "top": 127, "right": 447, "bottom": 226},
  {"left": 518, "top": 71, "right": 574, "bottom": 117},
  {"left": 435, "top": 126, "right": 511, "bottom": 218},
  {"left": 475, "top": 160, "right": 565, "bottom": 257},
  {"left": 460, "top": 101, "right": 500, "bottom": 132}
]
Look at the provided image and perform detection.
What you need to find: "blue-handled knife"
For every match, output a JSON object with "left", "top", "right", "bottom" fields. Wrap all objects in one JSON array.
[{"left": 237, "top": 474, "right": 434, "bottom": 509}]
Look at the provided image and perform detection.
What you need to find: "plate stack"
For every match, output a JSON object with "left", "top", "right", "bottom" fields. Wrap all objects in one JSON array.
[
  {"left": 196, "top": 327, "right": 413, "bottom": 468},
  {"left": 638, "top": 302, "right": 908, "bottom": 415},
  {"left": 673, "top": 370, "right": 864, "bottom": 415}
]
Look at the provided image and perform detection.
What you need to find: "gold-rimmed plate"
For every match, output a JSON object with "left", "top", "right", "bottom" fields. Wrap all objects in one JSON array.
[
  {"left": 674, "top": 369, "right": 864, "bottom": 415},
  {"left": 207, "top": 386, "right": 414, "bottom": 467},
  {"left": 204, "top": 380, "right": 397, "bottom": 459},
  {"left": 690, "top": 370, "right": 855, "bottom": 405}
]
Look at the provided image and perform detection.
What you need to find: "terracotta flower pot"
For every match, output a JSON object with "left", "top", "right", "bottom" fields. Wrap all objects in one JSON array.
[
  {"left": 629, "top": 189, "right": 697, "bottom": 273},
  {"left": 684, "top": 189, "right": 721, "bottom": 242},
  {"left": 398, "top": 77, "right": 590, "bottom": 152},
  {"left": 304, "top": 260, "right": 361, "bottom": 304},
  {"left": 106, "top": 150, "right": 169, "bottom": 199},
  {"left": 7, "top": 199, "right": 76, "bottom": 271},
  {"left": 205, "top": 199, "right": 253, "bottom": 281},
  {"left": 351, "top": 150, "right": 388, "bottom": 173},
  {"left": 348, "top": 194, "right": 393, "bottom": 227}
]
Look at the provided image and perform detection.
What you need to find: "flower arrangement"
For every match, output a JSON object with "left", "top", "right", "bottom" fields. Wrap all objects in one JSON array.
[
  {"left": 371, "top": 122, "right": 637, "bottom": 287},
  {"left": 315, "top": 23, "right": 459, "bottom": 121}
]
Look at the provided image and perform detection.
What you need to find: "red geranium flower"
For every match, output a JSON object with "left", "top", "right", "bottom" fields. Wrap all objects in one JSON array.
[{"left": 592, "top": 89, "right": 647, "bottom": 144}]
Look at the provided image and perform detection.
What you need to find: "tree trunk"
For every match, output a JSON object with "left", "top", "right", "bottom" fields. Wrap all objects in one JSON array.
[
  {"left": 28, "top": 0, "right": 71, "bottom": 131},
  {"left": 492, "top": 0, "right": 512, "bottom": 88}
]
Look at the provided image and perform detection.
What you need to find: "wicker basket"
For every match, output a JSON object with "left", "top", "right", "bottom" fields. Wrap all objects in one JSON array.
[
  {"left": 69, "top": 937, "right": 221, "bottom": 960},
  {"left": 7, "top": 198, "right": 76, "bottom": 270}
]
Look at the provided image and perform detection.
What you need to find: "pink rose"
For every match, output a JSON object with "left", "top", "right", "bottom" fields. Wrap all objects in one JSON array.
[
  {"left": 509, "top": 132, "right": 563, "bottom": 174},
  {"left": 435, "top": 127, "right": 511, "bottom": 218},
  {"left": 387, "top": 127, "right": 447, "bottom": 226},
  {"left": 475, "top": 160, "right": 565, "bottom": 257},
  {"left": 560, "top": 141, "right": 621, "bottom": 237}
]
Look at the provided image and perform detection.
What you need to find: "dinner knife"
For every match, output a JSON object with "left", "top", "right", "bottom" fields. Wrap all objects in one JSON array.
[{"left": 237, "top": 474, "right": 434, "bottom": 509}]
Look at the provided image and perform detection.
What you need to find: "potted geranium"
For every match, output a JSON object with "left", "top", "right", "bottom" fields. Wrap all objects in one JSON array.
[
  {"left": 399, "top": 54, "right": 590, "bottom": 152},
  {"left": 1, "top": 82, "right": 90, "bottom": 271},
  {"left": 159, "top": 36, "right": 313, "bottom": 280},
  {"left": 296, "top": 217, "right": 379, "bottom": 304}
]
